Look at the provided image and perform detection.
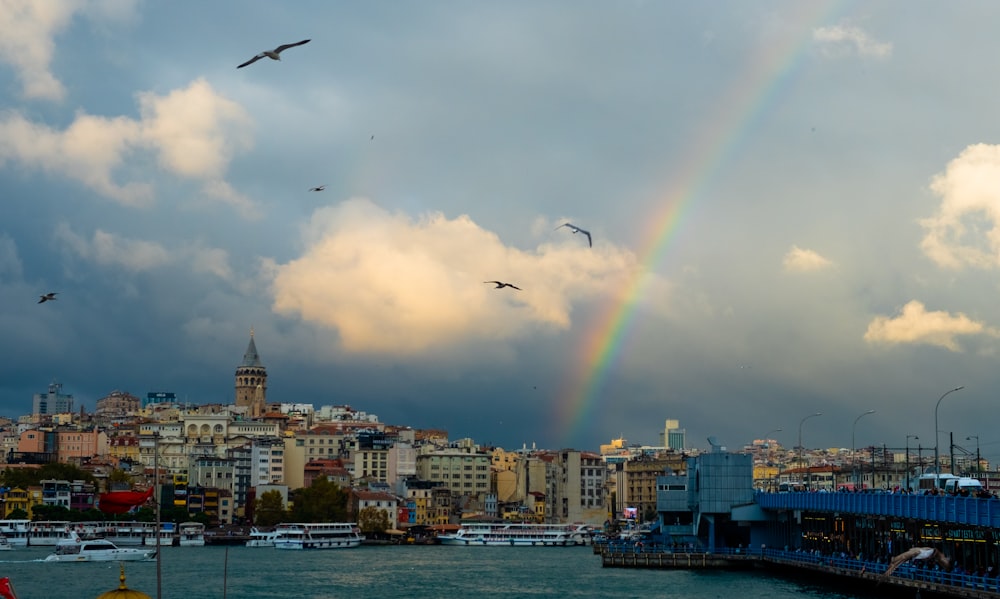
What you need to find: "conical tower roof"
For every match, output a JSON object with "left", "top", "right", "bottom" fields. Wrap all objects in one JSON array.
[{"left": 241, "top": 328, "right": 262, "bottom": 367}]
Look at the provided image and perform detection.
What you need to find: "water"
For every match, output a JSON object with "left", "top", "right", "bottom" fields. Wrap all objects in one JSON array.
[{"left": 0, "top": 545, "right": 878, "bottom": 599}]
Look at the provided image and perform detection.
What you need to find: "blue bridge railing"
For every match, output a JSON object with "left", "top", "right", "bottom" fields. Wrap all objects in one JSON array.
[{"left": 755, "top": 491, "right": 1000, "bottom": 528}]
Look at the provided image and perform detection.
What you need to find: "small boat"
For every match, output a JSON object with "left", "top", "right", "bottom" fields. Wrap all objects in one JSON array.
[
  {"left": 273, "top": 523, "right": 363, "bottom": 550},
  {"left": 177, "top": 522, "right": 205, "bottom": 547},
  {"left": 44, "top": 534, "right": 156, "bottom": 562},
  {"left": 0, "top": 534, "right": 13, "bottom": 551},
  {"left": 245, "top": 527, "right": 279, "bottom": 548}
]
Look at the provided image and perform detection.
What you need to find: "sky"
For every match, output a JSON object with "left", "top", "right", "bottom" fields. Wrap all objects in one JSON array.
[{"left": 3, "top": 1, "right": 1000, "bottom": 461}]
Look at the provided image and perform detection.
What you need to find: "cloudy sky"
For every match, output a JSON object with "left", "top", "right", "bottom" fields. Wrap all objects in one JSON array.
[{"left": 3, "top": 1, "right": 1000, "bottom": 460}]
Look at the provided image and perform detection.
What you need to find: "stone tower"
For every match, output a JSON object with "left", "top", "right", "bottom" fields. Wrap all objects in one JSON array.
[{"left": 235, "top": 329, "right": 267, "bottom": 417}]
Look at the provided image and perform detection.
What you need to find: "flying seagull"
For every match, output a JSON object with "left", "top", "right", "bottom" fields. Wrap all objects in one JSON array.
[
  {"left": 556, "top": 222, "right": 592, "bottom": 247},
  {"left": 883, "top": 547, "right": 951, "bottom": 578},
  {"left": 38, "top": 292, "right": 57, "bottom": 304},
  {"left": 308, "top": 185, "right": 326, "bottom": 192},
  {"left": 237, "top": 39, "right": 311, "bottom": 69},
  {"left": 484, "top": 281, "right": 521, "bottom": 290}
]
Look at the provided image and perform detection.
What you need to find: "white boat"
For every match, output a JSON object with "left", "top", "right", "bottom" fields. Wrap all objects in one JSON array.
[
  {"left": 43, "top": 535, "right": 156, "bottom": 562},
  {"left": 245, "top": 527, "right": 279, "bottom": 548},
  {"left": 177, "top": 522, "right": 205, "bottom": 547},
  {"left": 438, "top": 522, "right": 591, "bottom": 546},
  {"left": 0, "top": 520, "right": 30, "bottom": 547},
  {"left": 105, "top": 521, "right": 154, "bottom": 546},
  {"left": 144, "top": 522, "right": 175, "bottom": 547},
  {"left": 273, "top": 523, "right": 364, "bottom": 550},
  {"left": 0, "top": 534, "right": 12, "bottom": 551},
  {"left": 27, "top": 521, "right": 75, "bottom": 546}
]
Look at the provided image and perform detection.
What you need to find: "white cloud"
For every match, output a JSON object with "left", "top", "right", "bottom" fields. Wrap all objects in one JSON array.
[
  {"left": 0, "top": 0, "right": 138, "bottom": 101},
  {"left": 864, "top": 300, "right": 997, "bottom": 352},
  {"left": 782, "top": 245, "right": 834, "bottom": 272},
  {"left": 0, "top": 79, "right": 255, "bottom": 213},
  {"left": 55, "top": 223, "right": 170, "bottom": 272},
  {"left": 0, "top": 233, "right": 23, "bottom": 278},
  {"left": 813, "top": 25, "right": 892, "bottom": 59},
  {"left": 271, "top": 199, "right": 644, "bottom": 354},
  {"left": 920, "top": 143, "right": 1000, "bottom": 270}
]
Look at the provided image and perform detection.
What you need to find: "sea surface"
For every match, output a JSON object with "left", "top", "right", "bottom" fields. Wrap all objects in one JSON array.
[{"left": 0, "top": 544, "right": 883, "bottom": 599}]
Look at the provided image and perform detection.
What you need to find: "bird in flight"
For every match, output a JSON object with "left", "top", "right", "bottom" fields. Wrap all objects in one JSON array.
[
  {"left": 484, "top": 281, "right": 521, "bottom": 290},
  {"left": 38, "top": 292, "right": 58, "bottom": 304},
  {"left": 555, "top": 222, "right": 592, "bottom": 247},
  {"left": 237, "top": 39, "right": 311, "bottom": 69},
  {"left": 308, "top": 185, "right": 326, "bottom": 192}
]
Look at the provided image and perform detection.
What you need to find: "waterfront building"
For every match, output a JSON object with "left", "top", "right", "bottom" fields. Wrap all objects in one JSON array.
[
  {"left": 40, "top": 479, "right": 71, "bottom": 508},
  {"left": 234, "top": 330, "right": 267, "bottom": 418},
  {"left": 386, "top": 442, "right": 416, "bottom": 487},
  {"left": 250, "top": 438, "right": 285, "bottom": 486},
  {"left": 415, "top": 446, "right": 491, "bottom": 500},
  {"left": 352, "top": 490, "right": 399, "bottom": 529},
  {"left": 2, "top": 487, "right": 40, "bottom": 518},
  {"left": 56, "top": 428, "right": 109, "bottom": 464},
  {"left": 32, "top": 382, "right": 73, "bottom": 416}
]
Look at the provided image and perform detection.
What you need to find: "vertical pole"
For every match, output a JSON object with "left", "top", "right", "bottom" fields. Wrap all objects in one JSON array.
[{"left": 155, "top": 432, "right": 162, "bottom": 599}]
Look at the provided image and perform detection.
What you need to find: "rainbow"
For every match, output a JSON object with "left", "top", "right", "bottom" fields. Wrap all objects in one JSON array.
[{"left": 554, "top": 3, "right": 845, "bottom": 447}]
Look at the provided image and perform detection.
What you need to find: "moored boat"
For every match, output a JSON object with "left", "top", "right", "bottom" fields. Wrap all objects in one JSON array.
[
  {"left": 177, "top": 522, "right": 205, "bottom": 547},
  {"left": 0, "top": 533, "right": 12, "bottom": 551},
  {"left": 438, "top": 522, "right": 591, "bottom": 547},
  {"left": 0, "top": 520, "right": 29, "bottom": 547},
  {"left": 273, "top": 523, "right": 363, "bottom": 550},
  {"left": 245, "top": 527, "right": 279, "bottom": 548}
]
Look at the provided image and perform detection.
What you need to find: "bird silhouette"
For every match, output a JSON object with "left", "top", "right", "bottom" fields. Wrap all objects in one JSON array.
[
  {"left": 308, "top": 185, "right": 326, "bottom": 192},
  {"left": 38, "top": 292, "right": 57, "bottom": 304},
  {"left": 484, "top": 281, "right": 521, "bottom": 290},
  {"left": 555, "top": 223, "right": 592, "bottom": 247},
  {"left": 237, "top": 39, "right": 311, "bottom": 69}
]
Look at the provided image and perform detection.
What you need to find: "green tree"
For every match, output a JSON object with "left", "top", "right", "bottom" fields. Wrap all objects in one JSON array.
[
  {"left": 1, "top": 463, "right": 98, "bottom": 489},
  {"left": 30, "top": 504, "right": 70, "bottom": 521},
  {"left": 6, "top": 508, "right": 27, "bottom": 520},
  {"left": 254, "top": 490, "right": 286, "bottom": 527},
  {"left": 288, "top": 476, "right": 348, "bottom": 522},
  {"left": 107, "top": 468, "right": 133, "bottom": 491},
  {"left": 357, "top": 505, "right": 390, "bottom": 536}
]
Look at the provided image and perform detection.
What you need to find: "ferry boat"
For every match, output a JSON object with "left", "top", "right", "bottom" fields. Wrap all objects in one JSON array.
[
  {"left": 0, "top": 520, "right": 30, "bottom": 547},
  {"left": 105, "top": 521, "right": 155, "bottom": 546},
  {"left": 27, "top": 521, "right": 75, "bottom": 546},
  {"left": 272, "top": 523, "right": 364, "bottom": 550},
  {"left": 438, "top": 522, "right": 591, "bottom": 546},
  {"left": 177, "top": 522, "right": 205, "bottom": 547},
  {"left": 144, "top": 522, "right": 175, "bottom": 547},
  {"left": 245, "top": 527, "right": 280, "bottom": 548}
]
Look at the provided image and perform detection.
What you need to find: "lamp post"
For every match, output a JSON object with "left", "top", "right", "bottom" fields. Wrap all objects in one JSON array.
[
  {"left": 906, "top": 435, "right": 919, "bottom": 491},
  {"left": 852, "top": 410, "right": 876, "bottom": 488},
  {"left": 966, "top": 435, "right": 980, "bottom": 474},
  {"left": 934, "top": 386, "right": 964, "bottom": 487},
  {"left": 799, "top": 413, "right": 822, "bottom": 490}
]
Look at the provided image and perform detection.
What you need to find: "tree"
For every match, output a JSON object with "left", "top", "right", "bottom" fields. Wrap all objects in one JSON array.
[
  {"left": 107, "top": 469, "right": 133, "bottom": 491},
  {"left": 357, "top": 505, "right": 390, "bottom": 536},
  {"left": 2, "top": 463, "right": 98, "bottom": 489},
  {"left": 6, "top": 508, "right": 27, "bottom": 520},
  {"left": 254, "top": 490, "right": 286, "bottom": 527},
  {"left": 288, "top": 476, "right": 348, "bottom": 523}
]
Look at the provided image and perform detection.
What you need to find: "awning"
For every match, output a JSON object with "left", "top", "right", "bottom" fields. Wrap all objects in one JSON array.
[{"left": 385, "top": 529, "right": 406, "bottom": 535}]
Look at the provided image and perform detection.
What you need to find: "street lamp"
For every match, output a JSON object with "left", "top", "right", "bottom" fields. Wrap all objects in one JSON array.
[
  {"left": 934, "top": 386, "right": 964, "bottom": 487},
  {"left": 799, "top": 413, "right": 822, "bottom": 490},
  {"left": 906, "top": 435, "right": 919, "bottom": 491},
  {"left": 852, "top": 410, "right": 876, "bottom": 487},
  {"left": 967, "top": 435, "right": 980, "bottom": 474}
]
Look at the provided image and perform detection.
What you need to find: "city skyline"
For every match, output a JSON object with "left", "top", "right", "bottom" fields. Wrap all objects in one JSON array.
[{"left": 2, "top": 3, "right": 1000, "bottom": 456}]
